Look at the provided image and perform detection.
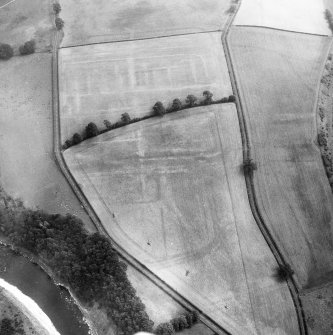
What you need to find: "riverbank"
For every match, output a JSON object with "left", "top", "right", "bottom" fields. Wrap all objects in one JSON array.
[
  {"left": 0, "top": 280, "right": 60, "bottom": 335},
  {"left": 0, "top": 240, "right": 93, "bottom": 335}
]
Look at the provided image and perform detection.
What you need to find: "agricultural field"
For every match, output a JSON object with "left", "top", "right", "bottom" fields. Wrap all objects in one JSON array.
[
  {"left": 60, "top": 0, "right": 235, "bottom": 47},
  {"left": 229, "top": 26, "right": 333, "bottom": 289},
  {"left": 0, "top": 54, "right": 94, "bottom": 230},
  {"left": 0, "top": 0, "right": 53, "bottom": 52},
  {"left": 234, "top": 0, "right": 330, "bottom": 35},
  {"left": 58, "top": 32, "right": 232, "bottom": 142},
  {"left": 64, "top": 104, "right": 299, "bottom": 335}
]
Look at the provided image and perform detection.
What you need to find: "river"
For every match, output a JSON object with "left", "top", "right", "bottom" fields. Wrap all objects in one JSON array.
[{"left": 0, "top": 245, "right": 90, "bottom": 335}]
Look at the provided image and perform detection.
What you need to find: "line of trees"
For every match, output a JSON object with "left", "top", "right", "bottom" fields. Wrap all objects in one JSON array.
[
  {"left": 0, "top": 188, "right": 153, "bottom": 335},
  {"left": 152, "top": 92, "right": 236, "bottom": 117},
  {"left": 53, "top": 2, "right": 64, "bottom": 30},
  {"left": 63, "top": 92, "right": 237, "bottom": 150},
  {"left": 155, "top": 311, "right": 199, "bottom": 335},
  {"left": 0, "top": 40, "right": 36, "bottom": 60}
]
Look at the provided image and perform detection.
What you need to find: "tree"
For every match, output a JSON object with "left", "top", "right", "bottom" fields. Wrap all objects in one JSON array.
[
  {"left": 171, "top": 318, "right": 180, "bottom": 332},
  {"left": 85, "top": 122, "right": 99, "bottom": 138},
  {"left": 185, "top": 95, "right": 197, "bottom": 107},
  {"left": 0, "top": 318, "right": 15, "bottom": 335},
  {"left": 0, "top": 43, "right": 13, "bottom": 60},
  {"left": 72, "top": 133, "right": 82, "bottom": 145},
  {"left": 153, "top": 101, "right": 166, "bottom": 116},
  {"left": 178, "top": 315, "right": 188, "bottom": 330},
  {"left": 191, "top": 310, "right": 199, "bottom": 323},
  {"left": 63, "top": 139, "right": 72, "bottom": 149},
  {"left": 228, "top": 95, "right": 236, "bottom": 102},
  {"left": 121, "top": 112, "right": 131, "bottom": 124},
  {"left": 226, "top": 5, "right": 236, "bottom": 13},
  {"left": 53, "top": 3, "right": 61, "bottom": 14},
  {"left": 184, "top": 312, "right": 194, "bottom": 327},
  {"left": 171, "top": 98, "right": 182, "bottom": 112},
  {"left": 242, "top": 158, "right": 257, "bottom": 175},
  {"left": 155, "top": 323, "right": 175, "bottom": 335},
  {"left": 325, "top": 9, "right": 333, "bottom": 33},
  {"left": 202, "top": 91, "right": 213, "bottom": 104},
  {"left": 19, "top": 40, "right": 36, "bottom": 55},
  {"left": 55, "top": 17, "right": 64, "bottom": 30},
  {"left": 104, "top": 120, "right": 112, "bottom": 129},
  {"left": 274, "top": 264, "right": 294, "bottom": 282}
]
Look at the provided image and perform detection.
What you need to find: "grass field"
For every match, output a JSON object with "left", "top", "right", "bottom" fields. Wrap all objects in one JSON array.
[
  {"left": 0, "top": 0, "right": 53, "bottom": 52},
  {"left": 229, "top": 26, "right": 333, "bottom": 289},
  {"left": 0, "top": 54, "right": 94, "bottom": 230},
  {"left": 64, "top": 104, "right": 299, "bottom": 335},
  {"left": 234, "top": 0, "right": 330, "bottom": 35},
  {"left": 60, "top": 0, "right": 234, "bottom": 46},
  {"left": 59, "top": 32, "right": 232, "bottom": 143}
]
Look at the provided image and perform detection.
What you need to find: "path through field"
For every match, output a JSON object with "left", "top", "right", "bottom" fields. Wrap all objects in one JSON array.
[{"left": 229, "top": 26, "right": 333, "bottom": 289}]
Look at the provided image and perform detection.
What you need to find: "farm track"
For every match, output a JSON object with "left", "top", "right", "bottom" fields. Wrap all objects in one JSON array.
[
  {"left": 51, "top": 29, "right": 234, "bottom": 335},
  {"left": 51, "top": 2, "right": 309, "bottom": 334},
  {"left": 223, "top": 9, "right": 309, "bottom": 335}
]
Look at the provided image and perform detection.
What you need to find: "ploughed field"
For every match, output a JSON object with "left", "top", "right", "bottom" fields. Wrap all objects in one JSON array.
[
  {"left": 234, "top": 0, "right": 330, "bottom": 36},
  {"left": 60, "top": 0, "right": 234, "bottom": 46},
  {"left": 229, "top": 26, "right": 333, "bottom": 288},
  {"left": 64, "top": 104, "right": 299, "bottom": 335},
  {"left": 58, "top": 32, "right": 232, "bottom": 143}
]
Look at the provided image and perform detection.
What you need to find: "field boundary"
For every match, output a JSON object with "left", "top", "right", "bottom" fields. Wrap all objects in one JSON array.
[
  {"left": 51, "top": 20, "right": 242, "bottom": 335},
  {"left": 59, "top": 29, "right": 222, "bottom": 49},
  {"left": 233, "top": 24, "right": 330, "bottom": 37},
  {"left": 314, "top": 37, "right": 333, "bottom": 188},
  {"left": 223, "top": 12, "right": 308, "bottom": 335}
]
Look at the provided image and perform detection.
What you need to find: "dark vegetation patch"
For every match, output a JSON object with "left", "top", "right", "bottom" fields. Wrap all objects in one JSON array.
[
  {"left": 53, "top": 2, "right": 64, "bottom": 30},
  {"left": 0, "top": 43, "right": 13, "bottom": 60},
  {"left": 155, "top": 311, "right": 199, "bottom": 335},
  {"left": 0, "top": 188, "right": 153, "bottom": 335},
  {"left": 274, "top": 264, "right": 294, "bottom": 283},
  {"left": 0, "top": 314, "right": 24, "bottom": 335},
  {"left": 325, "top": 9, "right": 333, "bottom": 34},
  {"left": 19, "top": 40, "right": 36, "bottom": 55}
]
